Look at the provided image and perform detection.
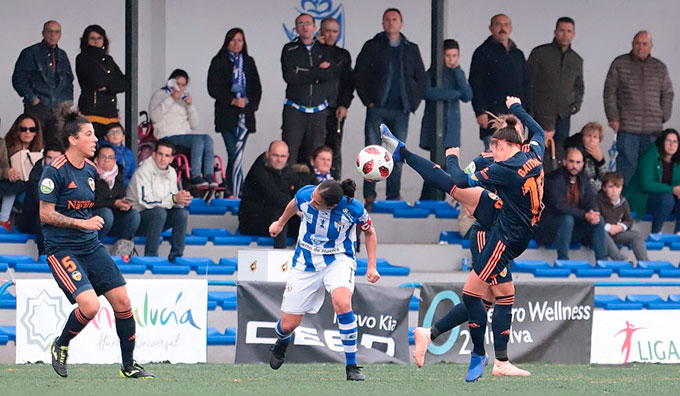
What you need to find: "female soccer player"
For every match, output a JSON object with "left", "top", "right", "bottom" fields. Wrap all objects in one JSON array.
[
  {"left": 382, "top": 96, "right": 543, "bottom": 381},
  {"left": 39, "top": 108, "right": 153, "bottom": 379},
  {"left": 268, "top": 179, "right": 380, "bottom": 381}
]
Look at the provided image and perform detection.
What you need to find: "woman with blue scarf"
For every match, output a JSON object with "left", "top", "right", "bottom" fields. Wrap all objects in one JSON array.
[{"left": 208, "top": 28, "right": 262, "bottom": 197}]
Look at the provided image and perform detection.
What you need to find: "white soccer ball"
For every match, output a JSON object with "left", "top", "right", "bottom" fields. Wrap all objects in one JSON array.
[{"left": 356, "top": 145, "right": 394, "bottom": 182}]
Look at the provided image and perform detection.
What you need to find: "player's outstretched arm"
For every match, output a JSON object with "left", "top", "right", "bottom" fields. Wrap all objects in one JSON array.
[
  {"left": 363, "top": 224, "right": 380, "bottom": 283},
  {"left": 507, "top": 96, "right": 545, "bottom": 156},
  {"left": 269, "top": 198, "right": 298, "bottom": 237}
]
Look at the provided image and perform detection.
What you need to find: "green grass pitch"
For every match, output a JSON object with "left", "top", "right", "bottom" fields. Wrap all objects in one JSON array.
[{"left": 2, "top": 363, "right": 679, "bottom": 396}]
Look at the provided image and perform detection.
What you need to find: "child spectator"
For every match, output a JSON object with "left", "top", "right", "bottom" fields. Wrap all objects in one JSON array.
[
  {"left": 102, "top": 122, "right": 136, "bottom": 186},
  {"left": 597, "top": 171, "right": 649, "bottom": 263}
]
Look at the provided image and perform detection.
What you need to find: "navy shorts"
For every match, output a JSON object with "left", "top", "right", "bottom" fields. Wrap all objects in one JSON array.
[
  {"left": 472, "top": 227, "right": 529, "bottom": 285},
  {"left": 46, "top": 245, "right": 126, "bottom": 304},
  {"left": 473, "top": 190, "right": 503, "bottom": 230}
]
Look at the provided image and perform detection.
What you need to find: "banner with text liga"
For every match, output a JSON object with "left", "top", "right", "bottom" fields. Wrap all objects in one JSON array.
[
  {"left": 418, "top": 282, "right": 593, "bottom": 364},
  {"left": 15, "top": 279, "right": 207, "bottom": 364},
  {"left": 235, "top": 282, "right": 413, "bottom": 363}
]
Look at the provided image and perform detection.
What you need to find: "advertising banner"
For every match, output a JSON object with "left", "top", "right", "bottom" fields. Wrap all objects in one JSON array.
[
  {"left": 16, "top": 279, "right": 207, "bottom": 364},
  {"left": 235, "top": 282, "right": 412, "bottom": 363},
  {"left": 591, "top": 310, "right": 680, "bottom": 364},
  {"left": 418, "top": 282, "right": 593, "bottom": 363}
]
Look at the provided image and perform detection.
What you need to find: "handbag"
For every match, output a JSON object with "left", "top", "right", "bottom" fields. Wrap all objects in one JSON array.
[{"left": 9, "top": 149, "right": 43, "bottom": 181}]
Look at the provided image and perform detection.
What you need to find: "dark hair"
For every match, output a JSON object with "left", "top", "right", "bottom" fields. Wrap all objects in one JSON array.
[
  {"left": 5, "top": 113, "right": 44, "bottom": 154},
  {"left": 43, "top": 138, "right": 64, "bottom": 155},
  {"left": 556, "top": 16, "right": 575, "bottom": 28},
  {"left": 106, "top": 122, "right": 124, "bottom": 133},
  {"left": 320, "top": 17, "right": 338, "bottom": 31},
  {"left": 383, "top": 8, "right": 403, "bottom": 21},
  {"left": 80, "top": 24, "right": 109, "bottom": 52},
  {"left": 56, "top": 106, "right": 91, "bottom": 149},
  {"left": 492, "top": 117, "right": 523, "bottom": 145},
  {"left": 95, "top": 144, "right": 115, "bottom": 159},
  {"left": 169, "top": 69, "right": 189, "bottom": 83},
  {"left": 156, "top": 139, "right": 176, "bottom": 155},
  {"left": 565, "top": 145, "right": 584, "bottom": 160},
  {"left": 443, "top": 39, "right": 459, "bottom": 51},
  {"left": 601, "top": 171, "right": 623, "bottom": 188},
  {"left": 318, "top": 178, "right": 356, "bottom": 207},
  {"left": 295, "top": 13, "right": 314, "bottom": 25},
  {"left": 310, "top": 145, "right": 333, "bottom": 161},
  {"left": 218, "top": 27, "right": 248, "bottom": 57},
  {"left": 656, "top": 128, "right": 680, "bottom": 163}
]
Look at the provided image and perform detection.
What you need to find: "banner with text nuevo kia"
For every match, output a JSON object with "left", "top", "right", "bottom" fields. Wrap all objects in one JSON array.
[
  {"left": 418, "top": 282, "right": 593, "bottom": 363},
  {"left": 236, "top": 282, "right": 413, "bottom": 363}
]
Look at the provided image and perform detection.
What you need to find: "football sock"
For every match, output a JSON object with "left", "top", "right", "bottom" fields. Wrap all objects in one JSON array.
[
  {"left": 432, "top": 298, "right": 493, "bottom": 340},
  {"left": 402, "top": 149, "right": 456, "bottom": 194},
  {"left": 463, "top": 292, "right": 487, "bottom": 356},
  {"left": 492, "top": 295, "right": 515, "bottom": 362},
  {"left": 57, "top": 307, "right": 92, "bottom": 346},
  {"left": 275, "top": 320, "right": 292, "bottom": 344},
  {"left": 337, "top": 311, "right": 358, "bottom": 366},
  {"left": 115, "top": 309, "right": 136, "bottom": 368}
]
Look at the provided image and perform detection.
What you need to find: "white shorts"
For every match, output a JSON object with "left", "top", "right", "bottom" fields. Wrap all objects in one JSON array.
[{"left": 280, "top": 256, "right": 355, "bottom": 315}]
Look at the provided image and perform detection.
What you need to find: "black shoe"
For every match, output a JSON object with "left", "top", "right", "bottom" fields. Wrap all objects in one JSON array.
[
  {"left": 50, "top": 337, "right": 69, "bottom": 377},
  {"left": 346, "top": 364, "right": 365, "bottom": 381},
  {"left": 269, "top": 340, "right": 289, "bottom": 370},
  {"left": 120, "top": 361, "right": 155, "bottom": 379},
  {"left": 190, "top": 176, "right": 209, "bottom": 188}
]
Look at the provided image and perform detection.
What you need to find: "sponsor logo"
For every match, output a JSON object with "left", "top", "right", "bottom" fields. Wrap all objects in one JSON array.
[
  {"left": 250, "top": 261, "right": 257, "bottom": 272},
  {"left": 616, "top": 321, "right": 645, "bottom": 363},
  {"left": 282, "top": 0, "right": 346, "bottom": 47},
  {"left": 67, "top": 181, "right": 77, "bottom": 189},
  {"left": 71, "top": 271, "right": 82, "bottom": 281},
  {"left": 19, "top": 289, "right": 69, "bottom": 350},
  {"left": 40, "top": 178, "right": 54, "bottom": 194},
  {"left": 281, "top": 261, "right": 290, "bottom": 272}
]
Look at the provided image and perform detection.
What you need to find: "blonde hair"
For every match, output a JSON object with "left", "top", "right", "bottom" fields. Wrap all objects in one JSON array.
[{"left": 580, "top": 122, "right": 603, "bottom": 142}]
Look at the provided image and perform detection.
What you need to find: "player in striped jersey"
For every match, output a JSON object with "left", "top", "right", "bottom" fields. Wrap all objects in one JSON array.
[
  {"left": 40, "top": 108, "right": 153, "bottom": 379},
  {"left": 268, "top": 179, "right": 380, "bottom": 381}
]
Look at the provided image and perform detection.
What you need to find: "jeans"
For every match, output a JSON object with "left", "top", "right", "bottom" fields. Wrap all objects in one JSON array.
[
  {"left": 138, "top": 206, "right": 188, "bottom": 261},
  {"left": 220, "top": 128, "right": 249, "bottom": 194},
  {"left": 93, "top": 207, "right": 141, "bottom": 240},
  {"left": 165, "top": 134, "right": 215, "bottom": 181},
  {"left": 646, "top": 192, "right": 680, "bottom": 233},
  {"left": 616, "top": 131, "right": 657, "bottom": 185},
  {"left": 364, "top": 107, "right": 409, "bottom": 199},
  {"left": 605, "top": 229, "right": 649, "bottom": 261},
  {"left": 553, "top": 214, "right": 607, "bottom": 260}
]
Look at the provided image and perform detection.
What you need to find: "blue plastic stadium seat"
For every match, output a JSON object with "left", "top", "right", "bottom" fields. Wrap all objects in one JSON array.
[
  {"left": 668, "top": 295, "right": 680, "bottom": 303},
  {"left": 209, "top": 199, "right": 241, "bottom": 213},
  {"left": 644, "top": 241, "right": 665, "bottom": 250},
  {"left": 414, "top": 200, "right": 453, "bottom": 212},
  {"left": 207, "top": 327, "right": 234, "bottom": 345},
  {"left": 191, "top": 228, "right": 232, "bottom": 240},
  {"left": 189, "top": 198, "right": 206, "bottom": 207},
  {"left": 208, "top": 291, "right": 237, "bottom": 310},
  {"left": 110, "top": 256, "right": 128, "bottom": 265},
  {"left": 150, "top": 265, "right": 191, "bottom": 275},
  {"left": 408, "top": 327, "right": 415, "bottom": 345},
  {"left": 131, "top": 256, "right": 170, "bottom": 268},
  {"left": 175, "top": 257, "right": 214, "bottom": 267},
  {"left": 183, "top": 235, "right": 208, "bottom": 246},
  {"left": 618, "top": 268, "right": 654, "bottom": 278},
  {"left": 219, "top": 257, "right": 238, "bottom": 267},
  {"left": 189, "top": 205, "right": 227, "bottom": 215},
  {"left": 207, "top": 300, "right": 218, "bottom": 311},
  {"left": 0, "top": 291, "right": 16, "bottom": 309},
  {"left": 162, "top": 229, "right": 173, "bottom": 238},
  {"left": 605, "top": 302, "right": 644, "bottom": 310},
  {"left": 0, "top": 325, "right": 16, "bottom": 341},
  {"left": 575, "top": 268, "right": 613, "bottom": 278},
  {"left": 0, "top": 234, "right": 30, "bottom": 243},
  {"left": 669, "top": 242, "right": 680, "bottom": 251},
  {"left": 534, "top": 268, "right": 571, "bottom": 277},
  {"left": 647, "top": 302, "right": 680, "bottom": 309},
  {"left": 626, "top": 294, "right": 664, "bottom": 308},
  {"left": 118, "top": 265, "right": 147, "bottom": 274},
  {"left": 439, "top": 231, "right": 466, "bottom": 245},
  {"left": 434, "top": 208, "right": 460, "bottom": 218},
  {"left": 647, "top": 233, "right": 680, "bottom": 246},
  {"left": 14, "top": 263, "right": 51, "bottom": 273},
  {"left": 658, "top": 269, "right": 680, "bottom": 278},
  {"left": 356, "top": 258, "right": 410, "bottom": 276},
  {"left": 0, "top": 335, "right": 8, "bottom": 345},
  {"left": 0, "top": 262, "right": 7, "bottom": 272},
  {"left": 526, "top": 240, "right": 539, "bottom": 249},
  {"left": 393, "top": 208, "right": 430, "bottom": 218},
  {"left": 371, "top": 200, "right": 411, "bottom": 214},
  {"left": 554, "top": 260, "right": 592, "bottom": 271},
  {"left": 637, "top": 260, "right": 675, "bottom": 273},
  {"left": 596, "top": 260, "right": 634, "bottom": 273},
  {"left": 409, "top": 296, "right": 419, "bottom": 311},
  {"left": 594, "top": 294, "right": 623, "bottom": 308},
  {"left": 512, "top": 260, "right": 551, "bottom": 274},
  {"left": 102, "top": 236, "right": 118, "bottom": 244},
  {"left": 213, "top": 236, "right": 252, "bottom": 246},
  {"left": 0, "top": 255, "right": 36, "bottom": 266}
]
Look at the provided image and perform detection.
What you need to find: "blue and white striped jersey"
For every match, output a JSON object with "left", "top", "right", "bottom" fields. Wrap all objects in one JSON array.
[{"left": 292, "top": 185, "right": 372, "bottom": 271}]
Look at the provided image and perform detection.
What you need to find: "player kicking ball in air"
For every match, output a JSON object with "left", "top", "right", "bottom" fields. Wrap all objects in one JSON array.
[
  {"left": 268, "top": 179, "right": 380, "bottom": 381},
  {"left": 381, "top": 96, "right": 541, "bottom": 381},
  {"left": 40, "top": 108, "right": 153, "bottom": 379}
]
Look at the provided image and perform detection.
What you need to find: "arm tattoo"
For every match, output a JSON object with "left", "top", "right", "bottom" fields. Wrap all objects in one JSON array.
[{"left": 40, "top": 202, "right": 80, "bottom": 229}]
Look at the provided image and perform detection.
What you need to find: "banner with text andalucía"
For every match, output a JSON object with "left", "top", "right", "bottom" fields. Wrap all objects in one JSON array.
[{"left": 418, "top": 283, "right": 593, "bottom": 364}]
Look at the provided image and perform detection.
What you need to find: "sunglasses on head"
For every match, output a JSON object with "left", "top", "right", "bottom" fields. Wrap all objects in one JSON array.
[{"left": 19, "top": 126, "right": 37, "bottom": 133}]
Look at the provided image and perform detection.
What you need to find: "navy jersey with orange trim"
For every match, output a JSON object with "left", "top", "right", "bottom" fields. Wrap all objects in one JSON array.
[{"left": 39, "top": 154, "right": 101, "bottom": 254}]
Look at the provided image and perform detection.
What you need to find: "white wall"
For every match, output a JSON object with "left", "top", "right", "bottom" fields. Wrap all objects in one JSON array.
[{"left": 2, "top": 0, "right": 679, "bottom": 201}]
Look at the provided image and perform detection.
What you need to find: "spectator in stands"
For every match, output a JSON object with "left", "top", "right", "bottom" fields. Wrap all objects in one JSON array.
[
  {"left": 0, "top": 114, "right": 44, "bottom": 231},
  {"left": 318, "top": 17, "right": 354, "bottom": 179},
  {"left": 625, "top": 129, "right": 680, "bottom": 233},
  {"left": 419, "top": 38, "right": 472, "bottom": 200},
  {"left": 76, "top": 24, "right": 126, "bottom": 139},
  {"left": 564, "top": 122, "right": 608, "bottom": 191},
  {"left": 355, "top": 8, "right": 426, "bottom": 206},
  {"left": 127, "top": 139, "right": 191, "bottom": 262},
  {"left": 92, "top": 145, "right": 140, "bottom": 259},
  {"left": 539, "top": 147, "right": 607, "bottom": 261},
  {"left": 469, "top": 14, "right": 530, "bottom": 150},
  {"left": 207, "top": 27, "right": 262, "bottom": 195},
  {"left": 604, "top": 30, "right": 674, "bottom": 184},
  {"left": 309, "top": 145, "right": 334, "bottom": 183},
  {"left": 238, "top": 140, "right": 304, "bottom": 248},
  {"left": 12, "top": 20, "right": 73, "bottom": 142},
  {"left": 101, "top": 123, "right": 136, "bottom": 186},
  {"left": 150, "top": 69, "right": 217, "bottom": 188},
  {"left": 597, "top": 171, "right": 649, "bottom": 263},
  {"left": 527, "top": 17, "right": 583, "bottom": 173},
  {"left": 18, "top": 139, "right": 63, "bottom": 255}
]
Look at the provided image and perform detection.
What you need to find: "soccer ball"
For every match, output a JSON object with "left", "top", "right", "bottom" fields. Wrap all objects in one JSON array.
[{"left": 356, "top": 145, "right": 394, "bottom": 182}]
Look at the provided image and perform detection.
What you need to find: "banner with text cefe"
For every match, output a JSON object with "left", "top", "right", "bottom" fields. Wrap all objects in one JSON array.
[{"left": 15, "top": 279, "right": 207, "bottom": 364}]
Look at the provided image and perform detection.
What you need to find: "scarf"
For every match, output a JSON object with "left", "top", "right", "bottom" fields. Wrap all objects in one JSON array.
[
  {"left": 314, "top": 167, "right": 334, "bottom": 184},
  {"left": 229, "top": 51, "right": 247, "bottom": 98},
  {"left": 95, "top": 159, "right": 119, "bottom": 189}
]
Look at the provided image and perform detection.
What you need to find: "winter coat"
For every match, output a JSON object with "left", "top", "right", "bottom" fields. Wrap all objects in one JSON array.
[
  {"left": 94, "top": 164, "right": 126, "bottom": 209},
  {"left": 76, "top": 46, "right": 126, "bottom": 118},
  {"left": 280, "top": 38, "right": 333, "bottom": 107},
  {"left": 149, "top": 87, "right": 199, "bottom": 139},
  {"left": 12, "top": 41, "right": 73, "bottom": 107},
  {"left": 127, "top": 157, "right": 180, "bottom": 211},
  {"left": 624, "top": 145, "right": 680, "bottom": 216}
]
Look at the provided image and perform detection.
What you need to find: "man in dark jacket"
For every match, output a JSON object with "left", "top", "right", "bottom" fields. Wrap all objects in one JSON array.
[
  {"left": 238, "top": 141, "right": 304, "bottom": 248},
  {"left": 539, "top": 147, "right": 607, "bottom": 261},
  {"left": 354, "top": 8, "right": 427, "bottom": 205},
  {"left": 319, "top": 17, "right": 354, "bottom": 179},
  {"left": 469, "top": 14, "right": 530, "bottom": 150},
  {"left": 281, "top": 13, "right": 334, "bottom": 166},
  {"left": 12, "top": 20, "right": 74, "bottom": 141}
]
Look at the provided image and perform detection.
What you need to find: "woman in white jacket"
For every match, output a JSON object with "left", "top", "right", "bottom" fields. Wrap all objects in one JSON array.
[{"left": 149, "top": 69, "right": 216, "bottom": 188}]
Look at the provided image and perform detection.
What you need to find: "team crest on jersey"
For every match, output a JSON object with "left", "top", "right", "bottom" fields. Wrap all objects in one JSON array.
[
  {"left": 88, "top": 177, "right": 95, "bottom": 191},
  {"left": 488, "top": 192, "right": 499, "bottom": 201},
  {"left": 500, "top": 267, "right": 508, "bottom": 277},
  {"left": 304, "top": 213, "right": 314, "bottom": 224},
  {"left": 40, "top": 178, "right": 54, "bottom": 194},
  {"left": 71, "top": 270, "right": 82, "bottom": 281}
]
